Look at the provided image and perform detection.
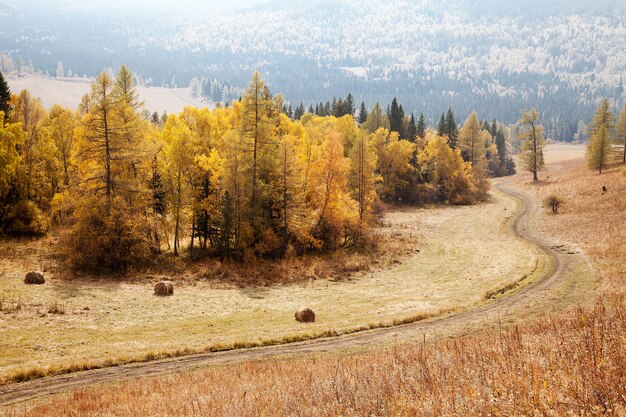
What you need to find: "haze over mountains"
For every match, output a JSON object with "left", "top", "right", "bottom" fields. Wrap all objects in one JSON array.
[{"left": 1, "top": 0, "right": 625, "bottom": 140}]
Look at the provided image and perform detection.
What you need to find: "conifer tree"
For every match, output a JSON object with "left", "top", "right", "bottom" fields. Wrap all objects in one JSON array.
[
  {"left": 241, "top": 71, "right": 278, "bottom": 240},
  {"left": 407, "top": 113, "right": 417, "bottom": 142},
  {"left": 446, "top": 107, "right": 458, "bottom": 148},
  {"left": 495, "top": 128, "right": 506, "bottom": 166},
  {"left": 518, "top": 108, "right": 545, "bottom": 181},
  {"left": 437, "top": 113, "right": 447, "bottom": 137},
  {"left": 0, "top": 71, "right": 10, "bottom": 120},
  {"left": 587, "top": 124, "right": 613, "bottom": 173},
  {"left": 344, "top": 93, "right": 355, "bottom": 116},
  {"left": 458, "top": 112, "right": 488, "bottom": 166},
  {"left": 617, "top": 101, "right": 626, "bottom": 163},
  {"left": 388, "top": 98, "right": 404, "bottom": 136},
  {"left": 357, "top": 101, "right": 368, "bottom": 124},
  {"left": 588, "top": 98, "right": 616, "bottom": 138},
  {"left": 416, "top": 113, "right": 426, "bottom": 139},
  {"left": 363, "top": 102, "right": 389, "bottom": 133}
]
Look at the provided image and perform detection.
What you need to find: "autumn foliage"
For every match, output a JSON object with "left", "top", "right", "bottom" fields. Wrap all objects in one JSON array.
[{"left": 1, "top": 69, "right": 492, "bottom": 270}]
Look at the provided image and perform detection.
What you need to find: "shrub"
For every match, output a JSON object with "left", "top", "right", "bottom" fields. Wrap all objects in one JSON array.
[
  {"left": 0, "top": 200, "right": 50, "bottom": 236},
  {"left": 544, "top": 195, "right": 564, "bottom": 214},
  {"left": 65, "top": 196, "right": 152, "bottom": 273}
]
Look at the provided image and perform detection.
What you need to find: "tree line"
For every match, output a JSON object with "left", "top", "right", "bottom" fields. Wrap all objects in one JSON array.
[{"left": 1, "top": 69, "right": 520, "bottom": 272}]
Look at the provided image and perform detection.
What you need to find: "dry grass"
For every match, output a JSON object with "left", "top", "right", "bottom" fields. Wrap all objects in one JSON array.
[
  {"left": 2, "top": 297, "right": 622, "bottom": 416},
  {"left": 2, "top": 144, "right": 621, "bottom": 416},
  {"left": 0, "top": 185, "right": 545, "bottom": 384}
]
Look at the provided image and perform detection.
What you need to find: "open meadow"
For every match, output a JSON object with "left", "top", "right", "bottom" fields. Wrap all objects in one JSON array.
[
  {"left": 1, "top": 143, "right": 622, "bottom": 416},
  {"left": 0, "top": 181, "right": 551, "bottom": 383},
  {"left": 5, "top": 75, "right": 209, "bottom": 115}
]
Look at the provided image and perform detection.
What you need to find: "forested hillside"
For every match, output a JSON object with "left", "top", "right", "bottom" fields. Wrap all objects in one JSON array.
[
  {"left": 1, "top": 0, "right": 624, "bottom": 141},
  {"left": 1, "top": 68, "right": 523, "bottom": 272}
]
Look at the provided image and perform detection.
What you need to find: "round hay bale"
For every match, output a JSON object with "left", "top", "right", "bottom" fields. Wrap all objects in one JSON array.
[
  {"left": 24, "top": 272, "right": 45, "bottom": 285},
  {"left": 154, "top": 280, "right": 174, "bottom": 296},
  {"left": 295, "top": 307, "right": 315, "bottom": 323}
]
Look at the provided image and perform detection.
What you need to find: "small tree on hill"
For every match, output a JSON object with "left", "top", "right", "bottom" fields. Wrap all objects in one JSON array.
[
  {"left": 518, "top": 108, "right": 545, "bottom": 181},
  {"left": 587, "top": 124, "right": 613, "bottom": 173}
]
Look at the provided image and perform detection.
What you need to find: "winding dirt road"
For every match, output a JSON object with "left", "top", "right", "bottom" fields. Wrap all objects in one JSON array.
[{"left": 0, "top": 179, "right": 590, "bottom": 407}]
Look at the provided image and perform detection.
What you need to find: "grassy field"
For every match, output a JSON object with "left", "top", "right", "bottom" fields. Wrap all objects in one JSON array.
[
  {"left": 5, "top": 74, "right": 210, "bottom": 114},
  {"left": 1, "top": 144, "right": 622, "bottom": 416},
  {"left": 0, "top": 183, "right": 547, "bottom": 383}
]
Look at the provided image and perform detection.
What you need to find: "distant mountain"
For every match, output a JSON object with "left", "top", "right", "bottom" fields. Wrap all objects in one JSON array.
[{"left": 1, "top": 0, "right": 624, "bottom": 140}]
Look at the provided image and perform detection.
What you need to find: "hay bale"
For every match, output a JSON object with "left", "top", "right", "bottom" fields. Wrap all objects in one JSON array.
[
  {"left": 295, "top": 307, "right": 315, "bottom": 323},
  {"left": 154, "top": 280, "right": 174, "bottom": 296},
  {"left": 24, "top": 272, "right": 45, "bottom": 285}
]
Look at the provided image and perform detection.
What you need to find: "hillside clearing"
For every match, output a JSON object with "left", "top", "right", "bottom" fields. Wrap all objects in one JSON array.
[{"left": 0, "top": 184, "right": 548, "bottom": 384}]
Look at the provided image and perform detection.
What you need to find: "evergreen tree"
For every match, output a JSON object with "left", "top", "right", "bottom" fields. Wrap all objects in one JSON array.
[
  {"left": 388, "top": 97, "right": 404, "bottom": 136},
  {"left": 416, "top": 113, "right": 426, "bottom": 139},
  {"left": 308, "top": 104, "right": 314, "bottom": 114},
  {"left": 294, "top": 102, "right": 304, "bottom": 120},
  {"left": 333, "top": 97, "right": 345, "bottom": 117},
  {"left": 0, "top": 71, "right": 10, "bottom": 121},
  {"left": 490, "top": 119, "right": 497, "bottom": 137},
  {"left": 495, "top": 128, "right": 506, "bottom": 166},
  {"left": 357, "top": 101, "right": 368, "bottom": 124},
  {"left": 407, "top": 113, "right": 417, "bottom": 142},
  {"left": 324, "top": 101, "right": 331, "bottom": 116},
  {"left": 437, "top": 113, "right": 447, "bottom": 136},
  {"left": 344, "top": 93, "right": 356, "bottom": 116},
  {"left": 446, "top": 107, "right": 458, "bottom": 148},
  {"left": 218, "top": 191, "right": 234, "bottom": 258}
]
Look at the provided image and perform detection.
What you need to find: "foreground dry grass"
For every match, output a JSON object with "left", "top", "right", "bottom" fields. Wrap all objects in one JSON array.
[
  {"left": 3, "top": 299, "right": 623, "bottom": 416},
  {"left": 2, "top": 145, "right": 622, "bottom": 416}
]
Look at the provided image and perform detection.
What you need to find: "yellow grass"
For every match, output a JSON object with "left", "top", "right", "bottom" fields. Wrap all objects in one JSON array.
[
  {"left": 2, "top": 144, "right": 621, "bottom": 416},
  {"left": 0, "top": 185, "right": 547, "bottom": 383},
  {"left": 5, "top": 74, "right": 210, "bottom": 114}
]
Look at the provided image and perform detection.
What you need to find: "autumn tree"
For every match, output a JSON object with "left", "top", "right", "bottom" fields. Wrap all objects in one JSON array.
[
  {"left": 372, "top": 128, "right": 415, "bottom": 203},
  {"left": 616, "top": 101, "right": 626, "bottom": 163},
  {"left": 241, "top": 71, "right": 278, "bottom": 240},
  {"left": 43, "top": 105, "right": 76, "bottom": 186},
  {"left": 518, "top": 108, "right": 545, "bottom": 181},
  {"left": 458, "top": 112, "right": 488, "bottom": 166},
  {"left": 308, "top": 130, "right": 358, "bottom": 250},
  {"left": 418, "top": 133, "right": 477, "bottom": 204},
  {"left": 161, "top": 115, "right": 195, "bottom": 255},
  {"left": 348, "top": 129, "right": 378, "bottom": 225},
  {"left": 363, "top": 102, "right": 389, "bottom": 133},
  {"left": 587, "top": 124, "right": 613, "bottom": 173},
  {"left": 68, "top": 68, "right": 152, "bottom": 270},
  {"left": 588, "top": 98, "right": 616, "bottom": 138}
]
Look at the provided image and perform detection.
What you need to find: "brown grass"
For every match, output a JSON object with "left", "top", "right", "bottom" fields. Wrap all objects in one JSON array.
[
  {"left": 2, "top": 147, "right": 623, "bottom": 416},
  {"left": 3, "top": 296, "right": 623, "bottom": 416}
]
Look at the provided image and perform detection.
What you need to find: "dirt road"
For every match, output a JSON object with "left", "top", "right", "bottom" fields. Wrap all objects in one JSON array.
[{"left": 0, "top": 179, "right": 592, "bottom": 407}]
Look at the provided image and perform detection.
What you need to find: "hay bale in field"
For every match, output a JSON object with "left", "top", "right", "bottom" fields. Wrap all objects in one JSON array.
[
  {"left": 24, "top": 272, "right": 45, "bottom": 285},
  {"left": 295, "top": 307, "right": 315, "bottom": 323},
  {"left": 154, "top": 280, "right": 174, "bottom": 296}
]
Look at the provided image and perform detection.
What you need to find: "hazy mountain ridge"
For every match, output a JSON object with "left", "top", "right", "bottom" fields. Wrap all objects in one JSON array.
[{"left": 1, "top": 0, "right": 625, "bottom": 139}]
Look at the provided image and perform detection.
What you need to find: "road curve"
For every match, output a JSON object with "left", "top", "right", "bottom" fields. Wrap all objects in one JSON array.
[{"left": 0, "top": 180, "right": 574, "bottom": 407}]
